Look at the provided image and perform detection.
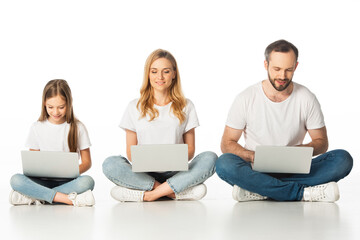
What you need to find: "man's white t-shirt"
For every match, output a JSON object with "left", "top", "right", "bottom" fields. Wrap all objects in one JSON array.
[
  {"left": 226, "top": 81, "right": 325, "bottom": 151},
  {"left": 120, "top": 99, "right": 199, "bottom": 144},
  {"left": 25, "top": 120, "right": 92, "bottom": 154}
]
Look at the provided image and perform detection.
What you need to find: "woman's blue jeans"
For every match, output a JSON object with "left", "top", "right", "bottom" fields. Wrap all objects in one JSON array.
[
  {"left": 102, "top": 151, "right": 218, "bottom": 194},
  {"left": 10, "top": 174, "right": 95, "bottom": 203},
  {"left": 216, "top": 149, "right": 353, "bottom": 201}
]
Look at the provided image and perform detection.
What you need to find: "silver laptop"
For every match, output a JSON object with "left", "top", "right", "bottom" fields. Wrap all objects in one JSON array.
[
  {"left": 21, "top": 151, "right": 80, "bottom": 178},
  {"left": 253, "top": 146, "right": 313, "bottom": 174},
  {"left": 131, "top": 144, "right": 188, "bottom": 172}
]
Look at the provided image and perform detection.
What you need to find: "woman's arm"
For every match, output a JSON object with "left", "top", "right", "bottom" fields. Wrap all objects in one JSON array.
[
  {"left": 126, "top": 129, "right": 138, "bottom": 162},
  {"left": 79, "top": 148, "right": 91, "bottom": 174},
  {"left": 183, "top": 128, "right": 195, "bottom": 161}
]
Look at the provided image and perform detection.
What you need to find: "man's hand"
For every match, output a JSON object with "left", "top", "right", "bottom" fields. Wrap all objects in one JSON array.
[
  {"left": 221, "top": 126, "right": 254, "bottom": 162},
  {"left": 300, "top": 126, "right": 328, "bottom": 156}
]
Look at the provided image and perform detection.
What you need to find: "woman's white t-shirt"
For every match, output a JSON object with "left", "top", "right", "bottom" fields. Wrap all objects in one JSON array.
[
  {"left": 25, "top": 120, "right": 92, "bottom": 154},
  {"left": 119, "top": 99, "right": 199, "bottom": 144}
]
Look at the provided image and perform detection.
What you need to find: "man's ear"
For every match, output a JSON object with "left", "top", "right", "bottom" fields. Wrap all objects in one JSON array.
[{"left": 264, "top": 60, "right": 269, "bottom": 70}]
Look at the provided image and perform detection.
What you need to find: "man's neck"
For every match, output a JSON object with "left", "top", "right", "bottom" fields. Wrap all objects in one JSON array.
[{"left": 262, "top": 80, "right": 294, "bottom": 103}]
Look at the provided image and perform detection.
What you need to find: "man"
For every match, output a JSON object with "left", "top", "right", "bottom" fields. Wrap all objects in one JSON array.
[{"left": 216, "top": 39, "right": 353, "bottom": 202}]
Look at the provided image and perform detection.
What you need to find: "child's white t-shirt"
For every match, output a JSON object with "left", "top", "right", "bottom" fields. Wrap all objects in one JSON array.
[
  {"left": 119, "top": 99, "right": 199, "bottom": 144},
  {"left": 25, "top": 120, "right": 92, "bottom": 153},
  {"left": 226, "top": 82, "right": 325, "bottom": 151}
]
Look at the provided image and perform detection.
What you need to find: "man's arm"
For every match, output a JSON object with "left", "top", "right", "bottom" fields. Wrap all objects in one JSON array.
[
  {"left": 299, "top": 126, "right": 328, "bottom": 156},
  {"left": 221, "top": 126, "right": 255, "bottom": 162}
]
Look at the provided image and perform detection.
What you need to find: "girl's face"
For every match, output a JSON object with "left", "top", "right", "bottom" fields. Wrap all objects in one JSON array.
[
  {"left": 149, "top": 58, "right": 176, "bottom": 94},
  {"left": 45, "top": 95, "right": 67, "bottom": 124}
]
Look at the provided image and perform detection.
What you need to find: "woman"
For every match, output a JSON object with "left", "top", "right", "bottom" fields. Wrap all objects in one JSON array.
[{"left": 103, "top": 49, "right": 217, "bottom": 202}]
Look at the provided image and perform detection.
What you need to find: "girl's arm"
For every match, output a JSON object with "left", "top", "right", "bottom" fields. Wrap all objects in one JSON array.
[
  {"left": 79, "top": 148, "right": 91, "bottom": 174},
  {"left": 183, "top": 128, "right": 195, "bottom": 161},
  {"left": 126, "top": 129, "right": 138, "bottom": 162}
]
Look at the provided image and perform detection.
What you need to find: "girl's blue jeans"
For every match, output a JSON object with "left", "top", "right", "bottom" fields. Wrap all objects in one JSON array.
[{"left": 10, "top": 174, "right": 95, "bottom": 203}]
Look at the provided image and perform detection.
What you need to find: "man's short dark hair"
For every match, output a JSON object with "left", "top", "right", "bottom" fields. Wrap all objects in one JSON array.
[{"left": 265, "top": 39, "right": 298, "bottom": 63}]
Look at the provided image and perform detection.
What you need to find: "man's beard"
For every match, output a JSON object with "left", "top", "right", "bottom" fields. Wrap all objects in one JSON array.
[{"left": 268, "top": 72, "right": 292, "bottom": 92}]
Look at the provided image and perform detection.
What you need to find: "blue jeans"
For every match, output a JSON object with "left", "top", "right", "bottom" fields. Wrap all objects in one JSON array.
[
  {"left": 10, "top": 174, "right": 95, "bottom": 203},
  {"left": 102, "top": 151, "right": 217, "bottom": 194},
  {"left": 216, "top": 149, "right": 353, "bottom": 201}
]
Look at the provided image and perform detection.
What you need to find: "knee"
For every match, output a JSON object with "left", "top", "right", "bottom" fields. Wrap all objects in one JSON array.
[
  {"left": 10, "top": 173, "right": 25, "bottom": 190},
  {"left": 334, "top": 149, "right": 353, "bottom": 173},
  {"left": 215, "top": 153, "right": 248, "bottom": 178},
  {"left": 102, "top": 155, "right": 122, "bottom": 175},
  {"left": 77, "top": 175, "right": 95, "bottom": 191},
  {"left": 103, "top": 155, "right": 130, "bottom": 179},
  {"left": 216, "top": 153, "right": 237, "bottom": 174},
  {"left": 189, "top": 151, "right": 217, "bottom": 177},
  {"left": 199, "top": 151, "right": 218, "bottom": 167},
  {"left": 193, "top": 151, "right": 218, "bottom": 174},
  {"left": 102, "top": 156, "right": 116, "bottom": 172}
]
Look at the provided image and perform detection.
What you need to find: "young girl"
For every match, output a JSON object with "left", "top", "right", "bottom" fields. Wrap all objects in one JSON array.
[
  {"left": 10, "top": 79, "right": 95, "bottom": 206},
  {"left": 103, "top": 49, "right": 217, "bottom": 202}
]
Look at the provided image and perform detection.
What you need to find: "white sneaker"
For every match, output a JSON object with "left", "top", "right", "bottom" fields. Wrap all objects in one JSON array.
[
  {"left": 303, "top": 182, "right": 339, "bottom": 202},
  {"left": 68, "top": 190, "right": 95, "bottom": 207},
  {"left": 110, "top": 186, "right": 144, "bottom": 202},
  {"left": 175, "top": 184, "right": 207, "bottom": 200},
  {"left": 232, "top": 185, "right": 267, "bottom": 202},
  {"left": 9, "top": 190, "right": 44, "bottom": 206}
]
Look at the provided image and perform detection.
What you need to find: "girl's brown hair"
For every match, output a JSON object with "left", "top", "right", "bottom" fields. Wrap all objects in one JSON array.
[
  {"left": 39, "top": 79, "right": 79, "bottom": 152},
  {"left": 137, "top": 49, "right": 186, "bottom": 124}
]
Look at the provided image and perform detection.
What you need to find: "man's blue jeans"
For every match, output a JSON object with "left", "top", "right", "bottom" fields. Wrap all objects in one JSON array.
[{"left": 216, "top": 149, "right": 353, "bottom": 201}]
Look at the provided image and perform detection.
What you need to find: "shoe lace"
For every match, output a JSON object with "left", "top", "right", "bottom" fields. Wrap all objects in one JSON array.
[
  {"left": 34, "top": 200, "right": 45, "bottom": 205},
  {"left": 68, "top": 192, "right": 78, "bottom": 202},
  {"left": 309, "top": 185, "right": 326, "bottom": 201},
  {"left": 245, "top": 191, "right": 266, "bottom": 200},
  {"left": 68, "top": 192, "right": 77, "bottom": 199},
  {"left": 177, "top": 188, "right": 192, "bottom": 197},
  {"left": 125, "top": 189, "right": 143, "bottom": 201},
  {"left": 17, "top": 195, "right": 35, "bottom": 205}
]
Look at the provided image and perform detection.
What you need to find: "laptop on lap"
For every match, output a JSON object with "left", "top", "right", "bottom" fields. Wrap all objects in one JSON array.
[
  {"left": 21, "top": 151, "right": 80, "bottom": 179},
  {"left": 131, "top": 144, "right": 188, "bottom": 172},
  {"left": 253, "top": 146, "right": 313, "bottom": 174}
]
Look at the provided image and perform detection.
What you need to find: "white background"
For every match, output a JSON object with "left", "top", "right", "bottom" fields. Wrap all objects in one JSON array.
[{"left": 0, "top": 0, "right": 359, "bottom": 201}]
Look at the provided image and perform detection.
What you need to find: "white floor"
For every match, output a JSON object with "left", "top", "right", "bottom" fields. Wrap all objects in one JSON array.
[{"left": 2, "top": 174, "right": 360, "bottom": 240}]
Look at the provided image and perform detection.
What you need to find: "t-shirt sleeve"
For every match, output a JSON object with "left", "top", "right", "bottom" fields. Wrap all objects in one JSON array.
[
  {"left": 25, "top": 123, "right": 40, "bottom": 150},
  {"left": 226, "top": 94, "right": 247, "bottom": 130},
  {"left": 306, "top": 95, "right": 325, "bottom": 130},
  {"left": 184, "top": 100, "right": 200, "bottom": 133},
  {"left": 119, "top": 101, "right": 137, "bottom": 132},
  {"left": 77, "top": 122, "right": 92, "bottom": 150}
]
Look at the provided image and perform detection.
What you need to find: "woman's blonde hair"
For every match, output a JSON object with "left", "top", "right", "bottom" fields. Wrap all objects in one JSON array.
[
  {"left": 39, "top": 79, "right": 79, "bottom": 152},
  {"left": 137, "top": 49, "right": 187, "bottom": 124}
]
